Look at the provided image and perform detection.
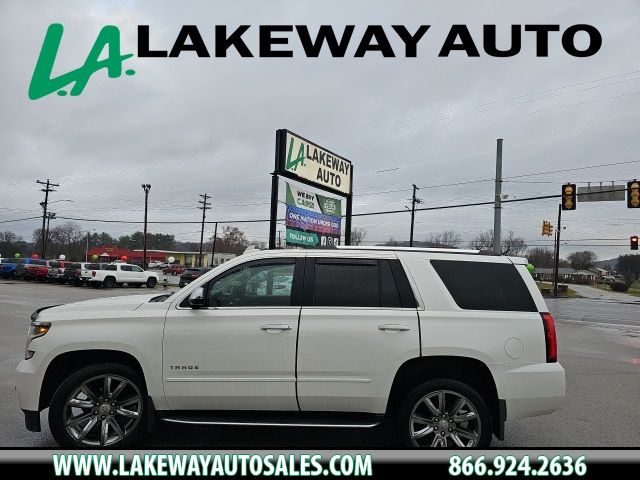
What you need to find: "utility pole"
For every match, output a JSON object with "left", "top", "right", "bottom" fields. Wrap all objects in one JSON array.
[
  {"left": 44, "top": 212, "right": 56, "bottom": 258},
  {"left": 409, "top": 184, "right": 421, "bottom": 247},
  {"left": 141, "top": 184, "right": 151, "bottom": 270},
  {"left": 493, "top": 139, "right": 503, "bottom": 255},
  {"left": 36, "top": 179, "right": 59, "bottom": 259},
  {"left": 553, "top": 203, "right": 562, "bottom": 297},
  {"left": 210, "top": 222, "right": 218, "bottom": 267},
  {"left": 198, "top": 193, "right": 211, "bottom": 267},
  {"left": 85, "top": 229, "right": 96, "bottom": 262}
]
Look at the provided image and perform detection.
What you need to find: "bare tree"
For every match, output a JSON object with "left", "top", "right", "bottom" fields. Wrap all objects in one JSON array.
[
  {"left": 468, "top": 229, "right": 527, "bottom": 256},
  {"left": 468, "top": 230, "right": 493, "bottom": 251},
  {"left": 212, "top": 226, "right": 249, "bottom": 255},
  {"left": 350, "top": 227, "right": 367, "bottom": 246},
  {"left": 526, "top": 247, "right": 555, "bottom": 268},
  {"left": 425, "top": 230, "right": 462, "bottom": 248},
  {"left": 567, "top": 250, "right": 598, "bottom": 270}
]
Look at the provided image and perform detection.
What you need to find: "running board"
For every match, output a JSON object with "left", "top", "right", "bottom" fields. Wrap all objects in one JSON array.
[{"left": 158, "top": 411, "right": 383, "bottom": 429}]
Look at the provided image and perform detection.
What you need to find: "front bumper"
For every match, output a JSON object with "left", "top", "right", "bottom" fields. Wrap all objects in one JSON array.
[{"left": 16, "top": 356, "right": 45, "bottom": 413}]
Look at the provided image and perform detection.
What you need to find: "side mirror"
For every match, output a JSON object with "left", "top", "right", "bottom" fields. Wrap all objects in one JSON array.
[{"left": 188, "top": 287, "right": 205, "bottom": 308}]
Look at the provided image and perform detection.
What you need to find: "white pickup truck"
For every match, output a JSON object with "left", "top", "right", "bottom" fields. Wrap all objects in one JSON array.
[{"left": 88, "top": 263, "right": 158, "bottom": 289}]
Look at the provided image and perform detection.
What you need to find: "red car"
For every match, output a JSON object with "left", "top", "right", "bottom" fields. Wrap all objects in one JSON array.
[
  {"left": 23, "top": 260, "right": 50, "bottom": 282},
  {"left": 162, "top": 264, "right": 185, "bottom": 275}
]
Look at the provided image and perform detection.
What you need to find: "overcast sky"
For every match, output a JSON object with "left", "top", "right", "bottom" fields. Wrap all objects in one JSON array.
[{"left": 1, "top": 0, "right": 639, "bottom": 260}]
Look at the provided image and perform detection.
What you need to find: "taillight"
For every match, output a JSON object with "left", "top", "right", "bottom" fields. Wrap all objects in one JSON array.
[
  {"left": 92, "top": 271, "right": 96, "bottom": 277},
  {"left": 540, "top": 312, "right": 557, "bottom": 363}
]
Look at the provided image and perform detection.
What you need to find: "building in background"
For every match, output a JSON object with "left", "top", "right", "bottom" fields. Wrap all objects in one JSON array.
[{"left": 87, "top": 246, "right": 236, "bottom": 267}]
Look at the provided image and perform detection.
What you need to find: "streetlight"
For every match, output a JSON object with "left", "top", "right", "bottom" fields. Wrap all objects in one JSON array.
[
  {"left": 141, "top": 184, "right": 151, "bottom": 270},
  {"left": 85, "top": 228, "right": 96, "bottom": 262}
]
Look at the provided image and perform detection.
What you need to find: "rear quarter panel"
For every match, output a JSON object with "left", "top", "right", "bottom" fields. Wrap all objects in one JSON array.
[{"left": 398, "top": 252, "right": 548, "bottom": 395}]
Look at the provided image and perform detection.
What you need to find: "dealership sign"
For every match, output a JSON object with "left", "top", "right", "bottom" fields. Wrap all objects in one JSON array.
[
  {"left": 277, "top": 130, "right": 352, "bottom": 196},
  {"left": 285, "top": 182, "right": 341, "bottom": 248}
]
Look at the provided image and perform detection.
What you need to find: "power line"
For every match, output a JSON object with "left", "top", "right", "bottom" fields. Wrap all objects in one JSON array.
[{"left": 321, "top": 69, "right": 640, "bottom": 140}]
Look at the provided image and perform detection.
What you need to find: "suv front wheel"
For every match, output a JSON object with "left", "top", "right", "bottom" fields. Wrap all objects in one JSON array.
[
  {"left": 396, "top": 379, "right": 492, "bottom": 448},
  {"left": 49, "top": 363, "right": 146, "bottom": 448}
]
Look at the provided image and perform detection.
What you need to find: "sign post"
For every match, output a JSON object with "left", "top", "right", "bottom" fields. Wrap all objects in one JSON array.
[{"left": 269, "top": 129, "right": 353, "bottom": 249}]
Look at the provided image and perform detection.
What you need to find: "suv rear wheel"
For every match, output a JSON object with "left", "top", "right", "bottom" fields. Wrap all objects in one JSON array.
[
  {"left": 396, "top": 379, "right": 492, "bottom": 448},
  {"left": 49, "top": 363, "right": 146, "bottom": 448},
  {"left": 103, "top": 277, "right": 116, "bottom": 289}
]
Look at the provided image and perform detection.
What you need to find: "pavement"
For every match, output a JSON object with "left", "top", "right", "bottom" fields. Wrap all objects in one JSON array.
[
  {"left": 568, "top": 284, "right": 640, "bottom": 303},
  {"left": 0, "top": 281, "right": 639, "bottom": 448}
]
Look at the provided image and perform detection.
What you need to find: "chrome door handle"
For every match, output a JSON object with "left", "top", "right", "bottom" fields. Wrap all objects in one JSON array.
[
  {"left": 378, "top": 324, "right": 410, "bottom": 332},
  {"left": 260, "top": 324, "right": 292, "bottom": 332}
]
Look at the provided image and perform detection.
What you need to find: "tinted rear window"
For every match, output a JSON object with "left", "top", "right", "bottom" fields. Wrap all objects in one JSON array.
[
  {"left": 430, "top": 260, "right": 536, "bottom": 312},
  {"left": 86, "top": 263, "right": 101, "bottom": 270},
  {"left": 311, "top": 259, "right": 410, "bottom": 308}
]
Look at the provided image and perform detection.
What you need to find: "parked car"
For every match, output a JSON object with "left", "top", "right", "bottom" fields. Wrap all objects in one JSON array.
[
  {"left": 88, "top": 263, "right": 159, "bottom": 288},
  {"left": 79, "top": 262, "right": 106, "bottom": 285},
  {"left": 148, "top": 261, "right": 168, "bottom": 269},
  {"left": 62, "top": 263, "right": 86, "bottom": 286},
  {"left": 179, "top": 267, "right": 211, "bottom": 287},
  {"left": 23, "top": 260, "right": 51, "bottom": 282},
  {"left": 47, "top": 260, "right": 71, "bottom": 283},
  {"left": 1, "top": 257, "right": 21, "bottom": 279},
  {"left": 17, "top": 246, "right": 564, "bottom": 449},
  {"left": 10, "top": 258, "right": 43, "bottom": 279},
  {"left": 163, "top": 264, "right": 185, "bottom": 275}
]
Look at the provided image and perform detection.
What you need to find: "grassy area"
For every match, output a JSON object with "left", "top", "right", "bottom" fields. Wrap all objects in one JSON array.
[
  {"left": 536, "top": 281, "right": 580, "bottom": 298},
  {"left": 593, "top": 280, "right": 640, "bottom": 297}
]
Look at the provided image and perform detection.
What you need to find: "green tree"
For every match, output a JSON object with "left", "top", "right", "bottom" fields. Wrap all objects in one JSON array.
[
  {"left": 567, "top": 250, "right": 598, "bottom": 270},
  {"left": 617, "top": 254, "right": 640, "bottom": 282}
]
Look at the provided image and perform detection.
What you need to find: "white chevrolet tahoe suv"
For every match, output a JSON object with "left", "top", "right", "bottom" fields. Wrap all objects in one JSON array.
[
  {"left": 17, "top": 247, "right": 564, "bottom": 448},
  {"left": 88, "top": 263, "right": 158, "bottom": 289}
]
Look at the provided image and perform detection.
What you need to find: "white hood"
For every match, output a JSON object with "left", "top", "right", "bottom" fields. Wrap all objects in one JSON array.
[{"left": 39, "top": 293, "right": 164, "bottom": 317}]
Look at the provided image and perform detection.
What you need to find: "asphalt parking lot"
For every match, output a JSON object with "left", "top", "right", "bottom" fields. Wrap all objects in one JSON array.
[{"left": 0, "top": 281, "right": 638, "bottom": 448}]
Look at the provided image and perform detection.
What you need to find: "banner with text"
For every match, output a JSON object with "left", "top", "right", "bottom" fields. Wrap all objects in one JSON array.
[{"left": 285, "top": 183, "right": 341, "bottom": 248}]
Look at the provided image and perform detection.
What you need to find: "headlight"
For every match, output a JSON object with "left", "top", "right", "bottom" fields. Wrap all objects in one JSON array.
[{"left": 25, "top": 319, "right": 51, "bottom": 360}]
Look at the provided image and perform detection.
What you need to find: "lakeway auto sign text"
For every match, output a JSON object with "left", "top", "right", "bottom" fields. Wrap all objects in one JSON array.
[{"left": 280, "top": 130, "right": 352, "bottom": 196}]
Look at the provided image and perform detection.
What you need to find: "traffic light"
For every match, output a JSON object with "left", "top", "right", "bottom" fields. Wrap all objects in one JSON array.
[
  {"left": 541, "top": 221, "right": 554, "bottom": 236},
  {"left": 628, "top": 180, "right": 640, "bottom": 208},
  {"left": 632, "top": 235, "right": 639, "bottom": 250},
  {"left": 561, "top": 183, "right": 576, "bottom": 210}
]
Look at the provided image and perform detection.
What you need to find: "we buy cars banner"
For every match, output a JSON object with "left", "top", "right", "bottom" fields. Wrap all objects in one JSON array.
[{"left": 285, "top": 182, "right": 341, "bottom": 247}]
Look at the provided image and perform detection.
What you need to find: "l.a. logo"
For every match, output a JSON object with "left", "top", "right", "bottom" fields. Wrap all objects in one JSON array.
[{"left": 29, "top": 23, "right": 135, "bottom": 99}]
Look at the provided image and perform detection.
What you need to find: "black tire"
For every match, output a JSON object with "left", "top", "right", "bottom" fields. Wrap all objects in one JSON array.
[
  {"left": 103, "top": 277, "right": 116, "bottom": 289},
  {"left": 396, "top": 379, "right": 492, "bottom": 448},
  {"left": 146, "top": 277, "right": 157, "bottom": 289},
  {"left": 48, "top": 363, "right": 146, "bottom": 448},
  {"left": 178, "top": 281, "right": 185, "bottom": 288}
]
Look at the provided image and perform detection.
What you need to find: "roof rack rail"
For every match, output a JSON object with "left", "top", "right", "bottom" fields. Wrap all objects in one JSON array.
[{"left": 336, "top": 245, "right": 491, "bottom": 255}]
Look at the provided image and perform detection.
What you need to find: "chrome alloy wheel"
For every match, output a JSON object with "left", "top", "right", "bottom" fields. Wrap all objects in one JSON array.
[
  {"left": 62, "top": 374, "right": 143, "bottom": 447},
  {"left": 409, "top": 389, "right": 481, "bottom": 447}
]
